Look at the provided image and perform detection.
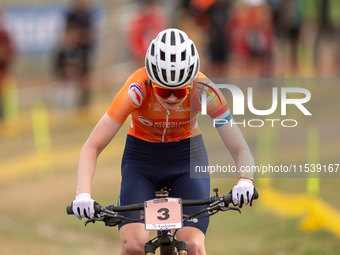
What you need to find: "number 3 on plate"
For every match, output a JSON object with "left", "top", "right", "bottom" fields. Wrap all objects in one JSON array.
[
  {"left": 144, "top": 198, "right": 183, "bottom": 230},
  {"left": 157, "top": 208, "right": 170, "bottom": 220}
]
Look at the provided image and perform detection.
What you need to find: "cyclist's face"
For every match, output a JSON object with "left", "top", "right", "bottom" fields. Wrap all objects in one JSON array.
[{"left": 154, "top": 88, "right": 188, "bottom": 111}]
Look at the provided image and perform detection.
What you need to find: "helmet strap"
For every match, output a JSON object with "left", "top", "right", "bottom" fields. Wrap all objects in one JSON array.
[{"left": 145, "top": 80, "right": 153, "bottom": 88}]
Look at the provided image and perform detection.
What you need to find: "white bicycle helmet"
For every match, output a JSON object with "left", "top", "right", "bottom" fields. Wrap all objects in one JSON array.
[{"left": 145, "top": 28, "right": 200, "bottom": 88}]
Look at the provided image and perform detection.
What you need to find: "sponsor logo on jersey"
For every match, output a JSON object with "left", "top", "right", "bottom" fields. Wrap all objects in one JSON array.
[
  {"left": 138, "top": 116, "right": 153, "bottom": 126},
  {"left": 128, "top": 83, "right": 143, "bottom": 106},
  {"left": 176, "top": 106, "right": 191, "bottom": 112},
  {"left": 153, "top": 103, "right": 162, "bottom": 111}
]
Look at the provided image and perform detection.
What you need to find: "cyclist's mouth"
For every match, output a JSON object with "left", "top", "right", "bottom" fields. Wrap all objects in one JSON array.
[{"left": 164, "top": 101, "right": 179, "bottom": 106}]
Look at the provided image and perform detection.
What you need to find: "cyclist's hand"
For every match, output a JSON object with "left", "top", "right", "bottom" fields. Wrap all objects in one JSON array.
[
  {"left": 72, "top": 193, "right": 95, "bottom": 220},
  {"left": 231, "top": 179, "right": 254, "bottom": 208}
]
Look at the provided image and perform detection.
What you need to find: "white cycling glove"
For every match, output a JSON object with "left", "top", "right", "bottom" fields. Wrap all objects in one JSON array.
[
  {"left": 232, "top": 180, "right": 254, "bottom": 208},
  {"left": 72, "top": 193, "right": 95, "bottom": 220}
]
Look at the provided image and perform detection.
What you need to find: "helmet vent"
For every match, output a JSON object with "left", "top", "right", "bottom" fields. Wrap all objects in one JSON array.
[
  {"left": 191, "top": 44, "right": 195, "bottom": 56},
  {"left": 179, "top": 33, "right": 184, "bottom": 43},
  {"left": 152, "top": 64, "right": 158, "bottom": 76},
  {"left": 160, "top": 50, "right": 165, "bottom": 61},
  {"left": 179, "top": 69, "right": 184, "bottom": 81},
  {"left": 187, "top": 64, "right": 194, "bottom": 78},
  {"left": 161, "top": 33, "right": 166, "bottom": 43},
  {"left": 162, "top": 69, "right": 168, "bottom": 82},
  {"left": 171, "top": 54, "right": 176, "bottom": 62},
  {"left": 151, "top": 44, "right": 155, "bottom": 56},
  {"left": 171, "top": 31, "right": 176, "bottom": 45},
  {"left": 181, "top": 51, "right": 186, "bottom": 61},
  {"left": 180, "top": 65, "right": 194, "bottom": 86},
  {"left": 171, "top": 71, "right": 175, "bottom": 81}
]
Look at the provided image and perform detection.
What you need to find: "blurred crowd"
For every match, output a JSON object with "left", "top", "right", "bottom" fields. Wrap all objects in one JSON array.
[
  {"left": 1, "top": 0, "right": 340, "bottom": 117},
  {"left": 125, "top": 0, "right": 340, "bottom": 79}
]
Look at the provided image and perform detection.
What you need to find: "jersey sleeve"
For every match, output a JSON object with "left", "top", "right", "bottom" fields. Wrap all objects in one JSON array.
[
  {"left": 107, "top": 70, "right": 148, "bottom": 124},
  {"left": 192, "top": 73, "right": 232, "bottom": 127}
]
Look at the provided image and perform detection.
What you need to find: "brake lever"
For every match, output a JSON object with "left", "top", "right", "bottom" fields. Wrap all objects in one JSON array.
[
  {"left": 220, "top": 206, "right": 241, "bottom": 213},
  {"left": 84, "top": 216, "right": 106, "bottom": 226}
]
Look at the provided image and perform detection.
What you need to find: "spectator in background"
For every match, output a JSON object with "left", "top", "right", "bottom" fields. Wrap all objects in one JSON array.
[
  {"left": 266, "top": 0, "right": 284, "bottom": 39},
  {"left": 267, "top": 0, "right": 304, "bottom": 76},
  {"left": 65, "top": 0, "right": 94, "bottom": 110},
  {"left": 278, "top": 0, "right": 304, "bottom": 76},
  {"left": 126, "top": 0, "right": 169, "bottom": 67},
  {"left": 204, "top": 0, "right": 233, "bottom": 77},
  {"left": 0, "top": 10, "right": 15, "bottom": 120},
  {"left": 313, "top": 0, "right": 340, "bottom": 76},
  {"left": 53, "top": 27, "right": 86, "bottom": 112},
  {"left": 227, "top": 0, "right": 274, "bottom": 77}
]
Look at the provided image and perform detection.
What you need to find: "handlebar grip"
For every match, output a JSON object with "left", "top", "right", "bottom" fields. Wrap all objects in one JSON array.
[
  {"left": 222, "top": 194, "right": 232, "bottom": 204},
  {"left": 223, "top": 189, "right": 259, "bottom": 204},
  {"left": 66, "top": 204, "right": 102, "bottom": 215},
  {"left": 66, "top": 205, "right": 73, "bottom": 215},
  {"left": 94, "top": 204, "right": 101, "bottom": 213}
]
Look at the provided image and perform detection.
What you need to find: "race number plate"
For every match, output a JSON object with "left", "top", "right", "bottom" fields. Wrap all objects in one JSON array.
[{"left": 144, "top": 198, "right": 183, "bottom": 230}]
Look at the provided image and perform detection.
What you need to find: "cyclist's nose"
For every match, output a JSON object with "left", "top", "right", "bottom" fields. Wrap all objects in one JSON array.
[{"left": 167, "top": 91, "right": 177, "bottom": 102}]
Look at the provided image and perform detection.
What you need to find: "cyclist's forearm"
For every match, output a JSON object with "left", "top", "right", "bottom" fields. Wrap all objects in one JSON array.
[
  {"left": 216, "top": 123, "right": 255, "bottom": 179},
  {"left": 74, "top": 114, "right": 122, "bottom": 196},
  {"left": 76, "top": 146, "right": 99, "bottom": 196},
  {"left": 234, "top": 149, "right": 255, "bottom": 179}
]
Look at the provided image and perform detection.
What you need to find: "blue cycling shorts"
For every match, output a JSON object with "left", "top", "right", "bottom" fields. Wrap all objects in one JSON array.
[{"left": 118, "top": 134, "right": 210, "bottom": 234}]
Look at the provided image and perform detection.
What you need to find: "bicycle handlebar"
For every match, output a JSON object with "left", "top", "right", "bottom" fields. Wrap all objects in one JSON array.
[{"left": 66, "top": 190, "right": 258, "bottom": 215}]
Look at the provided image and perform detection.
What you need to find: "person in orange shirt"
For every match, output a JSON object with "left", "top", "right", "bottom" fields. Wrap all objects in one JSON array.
[
  {"left": 72, "top": 28, "right": 255, "bottom": 255},
  {"left": 227, "top": 0, "right": 274, "bottom": 77},
  {"left": 126, "top": 0, "right": 169, "bottom": 64}
]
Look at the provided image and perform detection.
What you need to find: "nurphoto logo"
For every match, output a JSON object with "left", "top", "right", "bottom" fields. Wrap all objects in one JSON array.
[{"left": 200, "top": 84, "right": 311, "bottom": 128}]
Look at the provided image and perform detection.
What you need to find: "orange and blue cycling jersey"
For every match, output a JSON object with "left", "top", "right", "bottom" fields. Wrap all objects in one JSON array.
[{"left": 107, "top": 67, "right": 232, "bottom": 143}]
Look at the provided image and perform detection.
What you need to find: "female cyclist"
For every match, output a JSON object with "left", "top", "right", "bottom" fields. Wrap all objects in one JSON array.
[{"left": 72, "top": 28, "right": 255, "bottom": 255}]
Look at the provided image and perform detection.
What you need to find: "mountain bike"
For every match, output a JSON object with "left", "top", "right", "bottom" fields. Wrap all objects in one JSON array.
[{"left": 67, "top": 188, "right": 258, "bottom": 255}]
